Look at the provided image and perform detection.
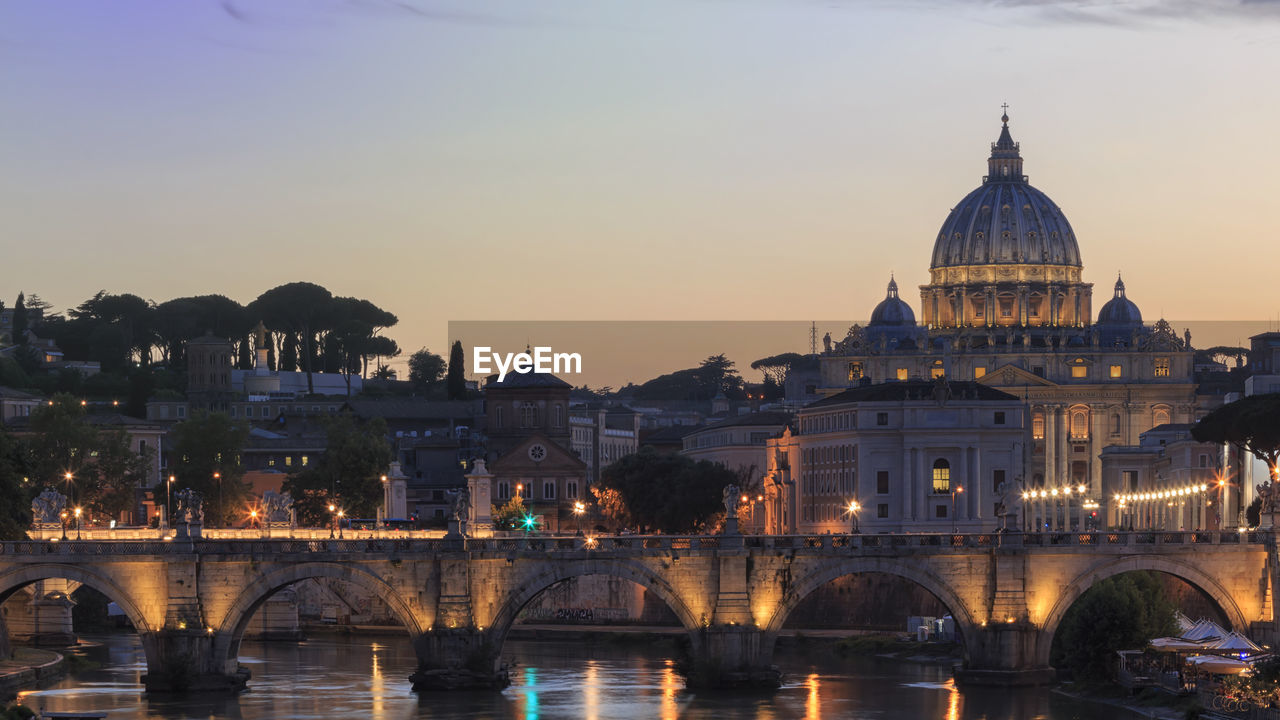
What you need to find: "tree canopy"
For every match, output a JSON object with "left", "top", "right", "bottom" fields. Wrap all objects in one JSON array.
[
  {"left": 409, "top": 348, "right": 446, "bottom": 395},
  {"left": 447, "top": 341, "right": 467, "bottom": 400},
  {"left": 282, "top": 413, "right": 392, "bottom": 525},
  {"left": 1192, "top": 393, "right": 1280, "bottom": 483},
  {"left": 166, "top": 411, "right": 250, "bottom": 527},
  {"left": 1050, "top": 571, "right": 1177, "bottom": 683},
  {"left": 627, "top": 354, "right": 745, "bottom": 403},
  {"left": 593, "top": 446, "right": 739, "bottom": 533},
  {"left": 0, "top": 429, "right": 34, "bottom": 540}
]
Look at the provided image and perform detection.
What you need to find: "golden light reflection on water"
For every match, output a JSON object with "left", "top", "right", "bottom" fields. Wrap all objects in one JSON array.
[
  {"left": 661, "top": 659, "right": 679, "bottom": 720},
  {"left": 370, "top": 642, "right": 384, "bottom": 720},
  {"left": 944, "top": 677, "right": 961, "bottom": 720},
  {"left": 584, "top": 660, "right": 599, "bottom": 720},
  {"left": 806, "top": 672, "right": 820, "bottom": 719}
]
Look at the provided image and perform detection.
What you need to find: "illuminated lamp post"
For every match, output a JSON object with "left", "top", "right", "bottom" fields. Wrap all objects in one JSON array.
[
  {"left": 951, "top": 485, "right": 964, "bottom": 533},
  {"left": 74, "top": 507, "right": 82, "bottom": 540},
  {"left": 847, "top": 500, "right": 861, "bottom": 534},
  {"left": 213, "top": 471, "right": 222, "bottom": 527},
  {"left": 337, "top": 509, "right": 345, "bottom": 539},
  {"left": 573, "top": 501, "right": 585, "bottom": 535},
  {"left": 329, "top": 503, "right": 337, "bottom": 539},
  {"left": 166, "top": 474, "right": 175, "bottom": 528}
]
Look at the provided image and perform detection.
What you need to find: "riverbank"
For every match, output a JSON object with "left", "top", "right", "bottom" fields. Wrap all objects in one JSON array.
[
  {"left": 0, "top": 648, "right": 65, "bottom": 702},
  {"left": 1051, "top": 684, "right": 1194, "bottom": 720}
]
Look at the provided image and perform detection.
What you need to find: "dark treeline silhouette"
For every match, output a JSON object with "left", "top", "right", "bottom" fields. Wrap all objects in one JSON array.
[{"left": 11, "top": 283, "right": 402, "bottom": 386}]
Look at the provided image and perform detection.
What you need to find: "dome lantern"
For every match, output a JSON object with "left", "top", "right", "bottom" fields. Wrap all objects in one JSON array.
[{"left": 987, "top": 108, "right": 1025, "bottom": 183}]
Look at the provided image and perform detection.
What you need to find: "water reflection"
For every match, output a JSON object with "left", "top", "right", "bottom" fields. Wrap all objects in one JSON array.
[{"left": 19, "top": 634, "right": 1119, "bottom": 720}]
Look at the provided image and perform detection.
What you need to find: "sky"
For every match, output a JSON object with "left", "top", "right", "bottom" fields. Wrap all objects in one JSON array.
[{"left": 3, "top": 0, "right": 1280, "bottom": 382}]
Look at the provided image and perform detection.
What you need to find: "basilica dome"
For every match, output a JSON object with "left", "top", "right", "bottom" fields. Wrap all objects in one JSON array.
[
  {"left": 929, "top": 114, "right": 1082, "bottom": 270},
  {"left": 1097, "top": 276, "right": 1142, "bottom": 325},
  {"left": 869, "top": 277, "right": 915, "bottom": 326}
]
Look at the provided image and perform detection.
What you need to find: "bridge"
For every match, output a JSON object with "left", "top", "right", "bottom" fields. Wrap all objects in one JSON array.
[{"left": 0, "top": 530, "right": 1275, "bottom": 693}]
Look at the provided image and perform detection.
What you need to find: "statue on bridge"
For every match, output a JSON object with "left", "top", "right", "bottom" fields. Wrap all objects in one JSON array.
[
  {"left": 723, "top": 484, "right": 740, "bottom": 520},
  {"left": 451, "top": 487, "right": 470, "bottom": 524},
  {"left": 31, "top": 489, "right": 67, "bottom": 527},
  {"left": 1258, "top": 481, "right": 1277, "bottom": 516},
  {"left": 175, "top": 489, "right": 204, "bottom": 525},
  {"left": 261, "top": 490, "right": 294, "bottom": 526}
]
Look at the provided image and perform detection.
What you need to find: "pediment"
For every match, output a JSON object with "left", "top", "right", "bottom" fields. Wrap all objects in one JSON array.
[
  {"left": 979, "top": 363, "right": 1058, "bottom": 387},
  {"left": 490, "top": 434, "right": 586, "bottom": 473}
]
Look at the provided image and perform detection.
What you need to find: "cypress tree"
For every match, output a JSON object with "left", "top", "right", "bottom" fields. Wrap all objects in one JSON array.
[{"left": 447, "top": 341, "right": 466, "bottom": 400}]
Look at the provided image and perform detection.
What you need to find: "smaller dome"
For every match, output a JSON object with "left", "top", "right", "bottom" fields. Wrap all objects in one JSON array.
[
  {"left": 869, "top": 277, "right": 917, "bottom": 327},
  {"left": 1098, "top": 275, "right": 1142, "bottom": 325}
]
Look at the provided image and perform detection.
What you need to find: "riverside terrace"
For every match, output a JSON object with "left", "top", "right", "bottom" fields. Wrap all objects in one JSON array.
[{"left": 0, "top": 529, "right": 1275, "bottom": 692}]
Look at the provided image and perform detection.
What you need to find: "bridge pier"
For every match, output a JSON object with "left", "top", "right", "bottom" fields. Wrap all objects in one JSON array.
[
  {"left": 141, "top": 629, "right": 249, "bottom": 694},
  {"left": 954, "top": 623, "right": 1053, "bottom": 686},
  {"left": 409, "top": 628, "right": 509, "bottom": 691},
  {"left": 687, "top": 625, "right": 781, "bottom": 689}
]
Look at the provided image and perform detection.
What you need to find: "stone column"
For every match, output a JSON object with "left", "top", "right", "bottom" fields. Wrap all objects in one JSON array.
[
  {"left": 383, "top": 461, "right": 409, "bottom": 521},
  {"left": 1044, "top": 407, "right": 1057, "bottom": 486},
  {"left": 972, "top": 446, "right": 983, "bottom": 523},
  {"left": 904, "top": 448, "right": 914, "bottom": 521},
  {"left": 465, "top": 460, "right": 494, "bottom": 538}
]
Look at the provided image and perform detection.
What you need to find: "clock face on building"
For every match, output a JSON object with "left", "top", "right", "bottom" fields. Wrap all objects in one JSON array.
[{"left": 528, "top": 444, "right": 547, "bottom": 462}]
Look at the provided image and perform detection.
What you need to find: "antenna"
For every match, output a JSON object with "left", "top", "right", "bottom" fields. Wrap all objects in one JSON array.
[{"left": 810, "top": 322, "right": 818, "bottom": 356}]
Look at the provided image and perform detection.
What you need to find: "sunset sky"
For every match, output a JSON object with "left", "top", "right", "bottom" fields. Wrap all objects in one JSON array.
[{"left": 4, "top": 0, "right": 1279, "bottom": 382}]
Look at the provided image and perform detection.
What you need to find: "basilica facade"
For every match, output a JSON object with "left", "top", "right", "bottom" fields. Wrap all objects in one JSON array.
[{"left": 766, "top": 114, "right": 1208, "bottom": 534}]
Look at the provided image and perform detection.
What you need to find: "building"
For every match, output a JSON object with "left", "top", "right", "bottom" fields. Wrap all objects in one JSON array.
[
  {"left": 483, "top": 372, "right": 586, "bottom": 532},
  {"left": 186, "top": 332, "right": 234, "bottom": 414},
  {"left": 765, "top": 380, "right": 1027, "bottom": 534},
  {"left": 569, "top": 404, "right": 640, "bottom": 484},
  {"left": 0, "top": 386, "right": 41, "bottom": 425},
  {"left": 1099, "top": 424, "right": 1223, "bottom": 531},
  {"left": 680, "top": 410, "right": 792, "bottom": 480},
  {"left": 814, "top": 112, "right": 1205, "bottom": 517}
]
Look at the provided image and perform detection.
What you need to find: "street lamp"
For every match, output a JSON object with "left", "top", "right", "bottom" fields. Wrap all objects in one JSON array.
[
  {"left": 847, "top": 500, "right": 861, "bottom": 534},
  {"left": 951, "top": 485, "right": 964, "bottom": 533},
  {"left": 328, "top": 503, "right": 337, "bottom": 539},
  {"left": 64, "top": 471, "right": 73, "bottom": 505},
  {"left": 213, "top": 472, "right": 222, "bottom": 528},
  {"left": 74, "top": 507, "right": 82, "bottom": 540},
  {"left": 60, "top": 510, "right": 68, "bottom": 541},
  {"left": 337, "top": 509, "right": 345, "bottom": 539},
  {"left": 573, "top": 501, "right": 585, "bottom": 535},
  {"left": 166, "top": 474, "right": 175, "bottom": 528}
]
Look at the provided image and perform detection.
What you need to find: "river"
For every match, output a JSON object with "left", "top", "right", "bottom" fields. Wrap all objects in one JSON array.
[{"left": 18, "top": 634, "right": 1121, "bottom": 719}]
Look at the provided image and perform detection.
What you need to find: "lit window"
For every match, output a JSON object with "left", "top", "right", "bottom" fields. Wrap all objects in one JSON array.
[
  {"left": 848, "top": 362, "right": 863, "bottom": 381},
  {"left": 1071, "top": 366, "right": 1087, "bottom": 379},
  {"left": 285, "top": 456, "right": 292, "bottom": 467},
  {"left": 973, "top": 367, "right": 986, "bottom": 379},
  {"left": 931, "top": 459, "right": 950, "bottom": 494},
  {"left": 1110, "top": 365, "right": 1122, "bottom": 379},
  {"left": 1154, "top": 357, "right": 1170, "bottom": 377},
  {"left": 1032, "top": 413, "right": 1045, "bottom": 439},
  {"left": 1070, "top": 409, "right": 1089, "bottom": 439},
  {"left": 930, "top": 367, "right": 945, "bottom": 379},
  {"left": 301, "top": 455, "right": 309, "bottom": 466},
  {"left": 896, "top": 368, "right": 908, "bottom": 381}
]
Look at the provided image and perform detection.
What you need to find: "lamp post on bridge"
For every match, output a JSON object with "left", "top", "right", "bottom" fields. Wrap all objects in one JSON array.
[
  {"left": 847, "top": 499, "right": 860, "bottom": 534},
  {"left": 951, "top": 485, "right": 964, "bottom": 533},
  {"left": 329, "top": 503, "right": 337, "bottom": 539},
  {"left": 74, "top": 506, "right": 82, "bottom": 540},
  {"left": 214, "top": 471, "right": 222, "bottom": 528},
  {"left": 166, "top": 474, "right": 175, "bottom": 529}
]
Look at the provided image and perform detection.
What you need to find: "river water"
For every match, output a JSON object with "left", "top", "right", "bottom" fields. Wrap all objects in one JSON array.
[{"left": 18, "top": 634, "right": 1120, "bottom": 719}]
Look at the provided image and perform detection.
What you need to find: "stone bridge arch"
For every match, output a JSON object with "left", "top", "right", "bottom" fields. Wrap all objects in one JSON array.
[
  {"left": 761, "top": 556, "right": 982, "bottom": 658},
  {"left": 485, "top": 558, "right": 704, "bottom": 654},
  {"left": 212, "top": 561, "right": 426, "bottom": 672},
  {"left": 0, "top": 563, "right": 160, "bottom": 665},
  {"left": 1036, "top": 555, "right": 1250, "bottom": 666}
]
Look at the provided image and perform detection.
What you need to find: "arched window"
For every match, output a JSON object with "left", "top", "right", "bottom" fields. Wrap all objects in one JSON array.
[
  {"left": 932, "top": 459, "right": 951, "bottom": 494},
  {"left": 520, "top": 402, "right": 538, "bottom": 428},
  {"left": 552, "top": 404, "right": 563, "bottom": 428},
  {"left": 1070, "top": 407, "right": 1089, "bottom": 440},
  {"left": 1153, "top": 406, "right": 1171, "bottom": 427},
  {"left": 1032, "top": 412, "right": 1045, "bottom": 440}
]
